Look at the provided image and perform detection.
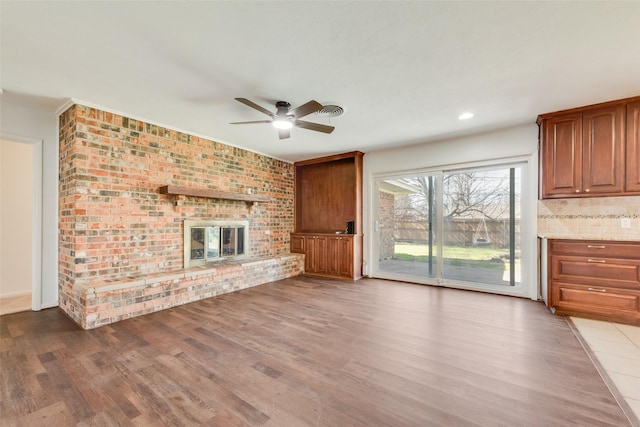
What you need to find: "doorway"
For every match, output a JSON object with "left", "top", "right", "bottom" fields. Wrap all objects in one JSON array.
[
  {"left": 0, "top": 137, "right": 42, "bottom": 314},
  {"left": 373, "top": 162, "right": 525, "bottom": 296}
]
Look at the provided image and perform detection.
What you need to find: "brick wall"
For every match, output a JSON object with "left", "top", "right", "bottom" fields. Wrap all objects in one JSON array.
[
  {"left": 58, "top": 104, "right": 297, "bottom": 324},
  {"left": 378, "top": 190, "right": 395, "bottom": 259}
]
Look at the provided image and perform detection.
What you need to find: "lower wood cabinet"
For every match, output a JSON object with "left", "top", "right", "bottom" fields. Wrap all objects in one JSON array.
[
  {"left": 328, "top": 235, "right": 353, "bottom": 277},
  {"left": 306, "top": 235, "right": 328, "bottom": 275},
  {"left": 290, "top": 233, "right": 362, "bottom": 280},
  {"left": 548, "top": 239, "right": 640, "bottom": 325}
]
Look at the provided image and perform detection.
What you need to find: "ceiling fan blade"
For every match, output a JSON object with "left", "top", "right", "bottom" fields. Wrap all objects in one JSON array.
[
  {"left": 295, "top": 120, "right": 335, "bottom": 134},
  {"left": 229, "top": 120, "right": 272, "bottom": 125},
  {"left": 278, "top": 129, "right": 291, "bottom": 140},
  {"left": 290, "top": 100, "right": 323, "bottom": 119},
  {"left": 235, "top": 98, "right": 274, "bottom": 117}
]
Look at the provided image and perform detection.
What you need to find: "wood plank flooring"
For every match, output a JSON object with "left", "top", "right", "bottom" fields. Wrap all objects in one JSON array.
[{"left": 0, "top": 276, "right": 632, "bottom": 426}]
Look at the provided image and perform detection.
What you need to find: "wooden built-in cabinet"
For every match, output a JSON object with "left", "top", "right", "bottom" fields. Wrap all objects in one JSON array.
[
  {"left": 547, "top": 239, "right": 640, "bottom": 325},
  {"left": 538, "top": 95, "right": 640, "bottom": 199},
  {"left": 290, "top": 233, "right": 361, "bottom": 279},
  {"left": 290, "top": 151, "right": 363, "bottom": 280}
]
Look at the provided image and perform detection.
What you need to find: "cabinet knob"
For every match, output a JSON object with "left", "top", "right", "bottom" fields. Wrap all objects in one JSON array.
[
  {"left": 575, "top": 189, "right": 580, "bottom": 193},
  {"left": 585, "top": 188, "right": 590, "bottom": 192}
]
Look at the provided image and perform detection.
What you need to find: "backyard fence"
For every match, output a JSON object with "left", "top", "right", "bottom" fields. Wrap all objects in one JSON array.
[{"left": 393, "top": 218, "right": 520, "bottom": 248}]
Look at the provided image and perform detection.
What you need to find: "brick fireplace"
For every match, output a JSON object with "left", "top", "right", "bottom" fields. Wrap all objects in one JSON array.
[{"left": 58, "top": 104, "right": 303, "bottom": 329}]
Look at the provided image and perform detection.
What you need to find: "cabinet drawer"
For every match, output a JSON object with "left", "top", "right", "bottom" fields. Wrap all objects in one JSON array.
[
  {"left": 550, "top": 240, "right": 640, "bottom": 258},
  {"left": 551, "top": 283, "right": 640, "bottom": 323},
  {"left": 552, "top": 255, "right": 640, "bottom": 290}
]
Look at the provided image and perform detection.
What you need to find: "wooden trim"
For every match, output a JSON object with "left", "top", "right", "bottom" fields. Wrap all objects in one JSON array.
[
  {"left": 537, "top": 94, "right": 640, "bottom": 124},
  {"left": 294, "top": 150, "right": 364, "bottom": 167},
  {"left": 159, "top": 185, "right": 270, "bottom": 203}
]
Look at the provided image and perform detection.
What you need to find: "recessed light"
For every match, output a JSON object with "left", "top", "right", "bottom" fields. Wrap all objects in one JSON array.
[{"left": 458, "top": 112, "right": 474, "bottom": 120}]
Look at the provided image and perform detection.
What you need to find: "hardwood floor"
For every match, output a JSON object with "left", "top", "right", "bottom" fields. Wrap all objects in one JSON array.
[{"left": 0, "top": 276, "right": 632, "bottom": 426}]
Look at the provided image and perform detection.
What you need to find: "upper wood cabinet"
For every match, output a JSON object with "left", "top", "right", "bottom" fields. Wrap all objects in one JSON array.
[
  {"left": 538, "top": 95, "right": 640, "bottom": 199},
  {"left": 539, "top": 113, "right": 583, "bottom": 197},
  {"left": 582, "top": 105, "right": 625, "bottom": 194}
]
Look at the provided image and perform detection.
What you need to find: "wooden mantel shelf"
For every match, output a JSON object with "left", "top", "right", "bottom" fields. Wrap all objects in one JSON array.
[{"left": 159, "top": 185, "right": 270, "bottom": 203}]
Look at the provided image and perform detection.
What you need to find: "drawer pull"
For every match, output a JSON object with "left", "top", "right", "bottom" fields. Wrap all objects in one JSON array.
[
  {"left": 587, "top": 287, "right": 607, "bottom": 293},
  {"left": 587, "top": 259, "right": 606, "bottom": 263},
  {"left": 587, "top": 245, "right": 606, "bottom": 249}
]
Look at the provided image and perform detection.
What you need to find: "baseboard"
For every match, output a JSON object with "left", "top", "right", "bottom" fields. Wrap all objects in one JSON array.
[{"left": 0, "top": 291, "right": 32, "bottom": 316}]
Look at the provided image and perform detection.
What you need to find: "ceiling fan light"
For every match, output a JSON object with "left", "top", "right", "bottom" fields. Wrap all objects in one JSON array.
[{"left": 273, "top": 119, "right": 293, "bottom": 130}]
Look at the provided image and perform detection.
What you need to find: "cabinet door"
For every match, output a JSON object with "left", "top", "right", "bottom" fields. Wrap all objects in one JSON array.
[
  {"left": 306, "top": 236, "right": 328, "bottom": 275},
  {"left": 305, "top": 236, "right": 317, "bottom": 273},
  {"left": 327, "top": 236, "right": 341, "bottom": 277},
  {"left": 582, "top": 106, "right": 625, "bottom": 194},
  {"left": 327, "top": 236, "right": 354, "bottom": 278},
  {"left": 314, "top": 236, "right": 328, "bottom": 275},
  {"left": 540, "top": 113, "right": 583, "bottom": 197},
  {"left": 626, "top": 101, "right": 640, "bottom": 192},
  {"left": 337, "top": 236, "right": 354, "bottom": 277},
  {"left": 290, "top": 234, "right": 305, "bottom": 253}
]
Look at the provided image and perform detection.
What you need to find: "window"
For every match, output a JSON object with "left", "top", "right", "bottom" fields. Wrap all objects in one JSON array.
[{"left": 184, "top": 220, "right": 248, "bottom": 267}]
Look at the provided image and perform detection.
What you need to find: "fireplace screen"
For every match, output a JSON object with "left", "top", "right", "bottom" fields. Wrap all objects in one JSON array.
[{"left": 184, "top": 220, "right": 248, "bottom": 267}]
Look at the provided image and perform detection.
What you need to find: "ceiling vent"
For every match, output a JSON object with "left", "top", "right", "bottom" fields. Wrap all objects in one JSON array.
[{"left": 315, "top": 104, "right": 344, "bottom": 118}]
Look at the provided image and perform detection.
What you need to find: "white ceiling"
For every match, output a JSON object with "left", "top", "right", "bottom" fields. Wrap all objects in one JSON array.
[{"left": 2, "top": 1, "right": 639, "bottom": 162}]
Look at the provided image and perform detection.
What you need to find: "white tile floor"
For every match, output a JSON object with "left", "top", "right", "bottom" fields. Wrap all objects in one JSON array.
[{"left": 571, "top": 317, "right": 640, "bottom": 425}]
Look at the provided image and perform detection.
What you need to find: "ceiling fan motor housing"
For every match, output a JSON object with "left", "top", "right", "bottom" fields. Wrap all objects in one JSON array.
[{"left": 275, "top": 101, "right": 292, "bottom": 117}]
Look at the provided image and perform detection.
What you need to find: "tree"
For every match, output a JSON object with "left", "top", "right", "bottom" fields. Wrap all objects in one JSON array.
[{"left": 397, "top": 170, "right": 512, "bottom": 221}]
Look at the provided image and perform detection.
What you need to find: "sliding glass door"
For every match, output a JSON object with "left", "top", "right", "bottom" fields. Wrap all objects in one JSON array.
[{"left": 374, "top": 163, "right": 523, "bottom": 294}]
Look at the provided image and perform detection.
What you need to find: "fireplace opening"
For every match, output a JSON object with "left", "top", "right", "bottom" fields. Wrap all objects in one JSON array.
[{"left": 184, "top": 220, "right": 249, "bottom": 267}]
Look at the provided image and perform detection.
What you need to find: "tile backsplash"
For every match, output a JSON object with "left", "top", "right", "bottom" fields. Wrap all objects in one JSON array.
[{"left": 538, "top": 196, "right": 640, "bottom": 241}]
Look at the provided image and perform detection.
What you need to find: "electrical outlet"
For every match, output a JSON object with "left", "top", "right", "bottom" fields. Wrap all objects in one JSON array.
[{"left": 621, "top": 218, "right": 631, "bottom": 228}]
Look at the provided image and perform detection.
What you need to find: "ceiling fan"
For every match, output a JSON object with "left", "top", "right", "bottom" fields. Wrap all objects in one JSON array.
[{"left": 230, "top": 98, "right": 335, "bottom": 140}]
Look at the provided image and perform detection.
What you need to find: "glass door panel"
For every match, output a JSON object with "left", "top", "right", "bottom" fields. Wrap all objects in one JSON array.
[
  {"left": 377, "top": 174, "right": 438, "bottom": 279},
  {"left": 441, "top": 167, "right": 521, "bottom": 286}
]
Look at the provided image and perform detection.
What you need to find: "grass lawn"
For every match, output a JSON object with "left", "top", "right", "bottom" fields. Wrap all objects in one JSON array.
[{"left": 394, "top": 243, "right": 514, "bottom": 270}]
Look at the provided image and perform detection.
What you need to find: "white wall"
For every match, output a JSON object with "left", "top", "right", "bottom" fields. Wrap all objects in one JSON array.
[
  {"left": 363, "top": 123, "right": 540, "bottom": 299},
  {"left": 0, "top": 140, "right": 34, "bottom": 297},
  {"left": 0, "top": 93, "right": 60, "bottom": 309}
]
